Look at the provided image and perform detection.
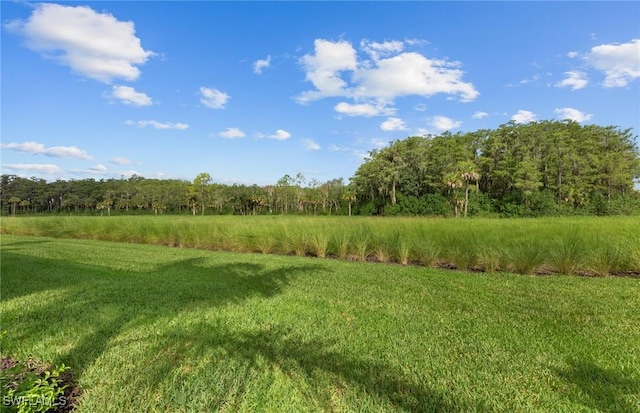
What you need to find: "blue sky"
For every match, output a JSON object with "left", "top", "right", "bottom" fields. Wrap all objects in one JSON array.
[{"left": 2, "top": 1, "right": 639, "bottom": 185}]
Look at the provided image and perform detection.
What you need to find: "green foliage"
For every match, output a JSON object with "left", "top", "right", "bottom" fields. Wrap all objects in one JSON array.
[
  {"left": 3, "top": 215, "right": 640, "bottom": 275},
  {"left": 2, "top": 235, "right": 640, "bottom": 412},
  {"left": 1, "top": 361, "right": 70, "bottom": 413},
  {"left": 351, "top": 120, "right": 639, "bottom": 217}
]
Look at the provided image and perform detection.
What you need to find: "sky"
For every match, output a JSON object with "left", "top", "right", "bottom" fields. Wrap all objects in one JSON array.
[{"left": 1, "top": 1, "right": 639, "bottom": 185}]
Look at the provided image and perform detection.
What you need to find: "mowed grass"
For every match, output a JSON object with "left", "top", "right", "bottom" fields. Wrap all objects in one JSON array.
[
  {"left": 1, "top": 235, "right": 639, "bottom": 412},
  {"left": 2, "top": 215, "right": 640, "bottom": 275}
]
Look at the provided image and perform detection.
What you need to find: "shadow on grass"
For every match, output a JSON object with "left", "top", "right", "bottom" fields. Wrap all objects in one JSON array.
[
  {"left": 554, "top": 358, "right": 640, "bottom": 413},
  {"left": 1, "top": 240, "right": 458, "bottom": 411},
  {"left": 0, "top": 249, "right": 317, "bottom": 373},
  {"left": 154, "top": 323, "right": 455, "bottom": 412}
]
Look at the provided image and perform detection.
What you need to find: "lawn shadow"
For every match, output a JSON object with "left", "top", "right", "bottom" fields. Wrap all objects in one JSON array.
[
  {"left": 554, "top": 358, "right": 640, "bottom": 413},
  {"left": 1, "top": 250, "right": 325, "bottom": 378},
  {"left": 151, "top": 323, "right": 456, "bottom": 412},
  {"left": 2, "top": 241, "right": 457, "bottom": 411}
]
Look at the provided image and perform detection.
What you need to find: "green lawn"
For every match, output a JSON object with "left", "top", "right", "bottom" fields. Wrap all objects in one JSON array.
[{"left": 1, "top": 235, "right": 639, "bottom": 412}]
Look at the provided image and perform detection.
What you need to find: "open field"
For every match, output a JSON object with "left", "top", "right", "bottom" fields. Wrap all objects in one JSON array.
[
  {"left": 1, "top": 235, "right": 639, "bottom": 412},
  {"left": 2, "top": 215, "right": 639, "bottom": 276}
]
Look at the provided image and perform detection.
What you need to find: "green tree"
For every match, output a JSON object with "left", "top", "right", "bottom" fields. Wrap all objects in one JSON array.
[{"left": 193, "top": 172, "right": 212, "bottom": 215}]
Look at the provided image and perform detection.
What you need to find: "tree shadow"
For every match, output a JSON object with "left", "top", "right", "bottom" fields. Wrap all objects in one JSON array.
[
  {"left": 0, "top": 250, "right": 324, "bottom": 377},
  {"left": 1, "top": 241, "right": 457, "bottom": 411},
  {"left": 553, "top": 358, "right": 640, "bottom": 413},
  {"left": 149, "top": 323, "right": 455, "bottom": 412}
]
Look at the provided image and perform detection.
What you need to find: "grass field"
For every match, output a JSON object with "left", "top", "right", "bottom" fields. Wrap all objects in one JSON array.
[
  {"left": 2, "top": 215, "right": 639, "bottom": 276},
  {"left": 1, "top": 234, "right": 639, "bottom": 412}
]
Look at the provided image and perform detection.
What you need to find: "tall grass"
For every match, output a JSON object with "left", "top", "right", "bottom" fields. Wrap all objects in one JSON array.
[{"left": 2, "top": 215, "right": 639, "bottom": 276}]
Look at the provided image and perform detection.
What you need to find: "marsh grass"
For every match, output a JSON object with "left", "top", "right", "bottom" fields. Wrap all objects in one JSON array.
[
  {"left": 508, "top": 239, "right": 547, "bottom": 275},
  {"left": 550, "top": 229, "right": 586, "bottom": 275},
  {"left": 1, "top": 216, "right": 638, "bottom": 276},
  {"left": 351, "top": 227, "right": 371, "bottom": 262},
  {"left": 310, "top": 233, "right": 330, "bottom": 259}
]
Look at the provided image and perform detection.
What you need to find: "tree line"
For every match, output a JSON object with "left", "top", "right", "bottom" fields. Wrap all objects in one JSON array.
[
  {"left": 0, "top": 172, "right": 352, "bottom": 217},
  {"left": 2, "top": 120, "right": 639, "bottom": 217},
  {"left": 352, "top": 120, "right": 640, "bottom": 216}
]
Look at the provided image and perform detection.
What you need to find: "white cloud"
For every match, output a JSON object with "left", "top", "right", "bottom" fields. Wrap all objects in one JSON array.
[
  {"left": 360, "top": 39, "right": 404, "bottom": 60},
  {"left": 380, "top": 117, "right": 407, "bottom": 131},
  {"left": 554, "top": 107, "right": 593, "bottom": 123},
  {"left": 200, "top": 87, "right": 230, "bottom": 109},
  {"left": 268, "top": 129, "right": 291, "bottom": 140},
  {"left": 511, "top": 110, "right": 537, "bottom": 124},
  {"left": 413, "top": 103, "right": 427, "bottom": 112},
  {"left": 253, "top": 55, "right": 271, "bottom": 74},
  {"left": 91, "top": 164, "right": 108, "bottom": 172},
  {"left": 297, "top": 39, "right": 358, "bottom": 103},
  {"left": 70, "top": 164, "right": 110, "bottom": 176},
  {"left": 218, "top": 127, "right": 246, "bottom": 139},
  {"left": 353, "top": 52, "right": 479, "bottom": 102},
  {"left": 1, "top": 141, "right": 93, "bottom": 160},
  {"left": 472, "top": 111, "right": 488, "bottom": 119},
  {"left": 567, "top": 51, "right": 580, "bottom": 59},
  {"left": 110, "top": 85, "right": 152, "bottom": 106},
  {"left": 334, "top": 102, "right": 394, "bottom": 117},
  {"left": 297, "top": 38, "right": 478, "bottom": 114},
  {"left": 585, "top": 39, "right": 640, "bottom": 87},
  {"left": 3, "top": 163, "right": 62, "bottom": 175},
  {"left": 111, "top": 157, "right": 132, "bottom": 165},
  {"left": 125, "top": 120, "right": 188, "bottom": 130},
  {"left": 429, "top": 115, "right": 462, "bottom": 131},
  {"left": 303, "top": 138, "right": 321, "bottom": 150},
  {"left": 5, "top": 3, "right": 153, "bottom": 83},
  {"left": 556, "top": 71, "right": 588, "bottom": 90}
]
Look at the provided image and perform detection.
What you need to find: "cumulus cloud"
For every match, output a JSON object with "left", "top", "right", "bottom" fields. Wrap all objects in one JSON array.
[
  {"left": 303, "top": 138, "right": 321, "bottom": 150},
  {"left": 3, "top": 163, "right": 62, "bottom": 175},
  {"left": 110, "top": 85, "right": 152, "bottom": 106},
  {"left": 511, "top": 110, "right": 537, "bottom": 124},
  {"left": 297, "top": 38, "right": 478, "bottom": 114},
  {"left": 556, "top": 71, "right": 588, "bottom": 90},
  {"left": 5, "top": 3, "right": 153, "bottom": 82},
  {"left": 554, "top": 107, "right": 593, "bottom": 123},
  {"left": 268, "top": 129, "right": 291, "bottom": 140},
  {"left": 125, "top": 120, "right": 188, "bottom": 130},
  {"left": 472, "top": 111, "right": 489, "bottom": 119},
  {"left": 200, "top": 87, "right": 230, "bottom": 109},
  {"left": 585, "top": 39, "right": 640, "bottom": 87},
  {"left": 360, "top": 39, "right": 404, "bottom": 60},
  {"left": 1, "top": 141, "right": 93, "bottom": 160},
  {"left": 253, "top": 55, "right": 271, "bottom": 74},
  {"left": 218, "top": 127, "right": 246, "bottom": 139},
  {"left": 380, "top": 117, "right": 408, "bottom": 131},
  {"left": 354, "top": 52, "right": 478, "bottom": 102},
  {"left": 429, "top": 116, "right": 461, "bottom": 131},
  {"left": 334, "top": 102, "right": 394, "bottom": 117},
  {"left": 297, "top": 39, "right": 358, "bottom": 103}
]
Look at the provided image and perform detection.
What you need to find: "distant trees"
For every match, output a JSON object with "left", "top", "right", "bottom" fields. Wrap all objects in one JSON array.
[
  {"left": 0, "top": 173, "right": 351, "bottom": 217},
  {"left": 1, "top": 120, "right": 638, "bottom": 218},
  {"left": 351, "top": 120, "right": 640, "bottom": 216}
]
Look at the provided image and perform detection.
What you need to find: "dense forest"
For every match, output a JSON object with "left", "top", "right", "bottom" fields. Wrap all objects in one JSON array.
[{"left": 2, "top": 120, "right": 639, "bottom": 217}]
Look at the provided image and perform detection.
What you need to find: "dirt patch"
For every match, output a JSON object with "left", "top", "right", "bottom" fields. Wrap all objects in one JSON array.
[{"left": 0, "top": 356, "right": 81, "bottom": 412}]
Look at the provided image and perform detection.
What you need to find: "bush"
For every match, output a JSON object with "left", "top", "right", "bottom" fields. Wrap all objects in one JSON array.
[{"left": 0, "top": 358, "right": 71, "bottom": 413}]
